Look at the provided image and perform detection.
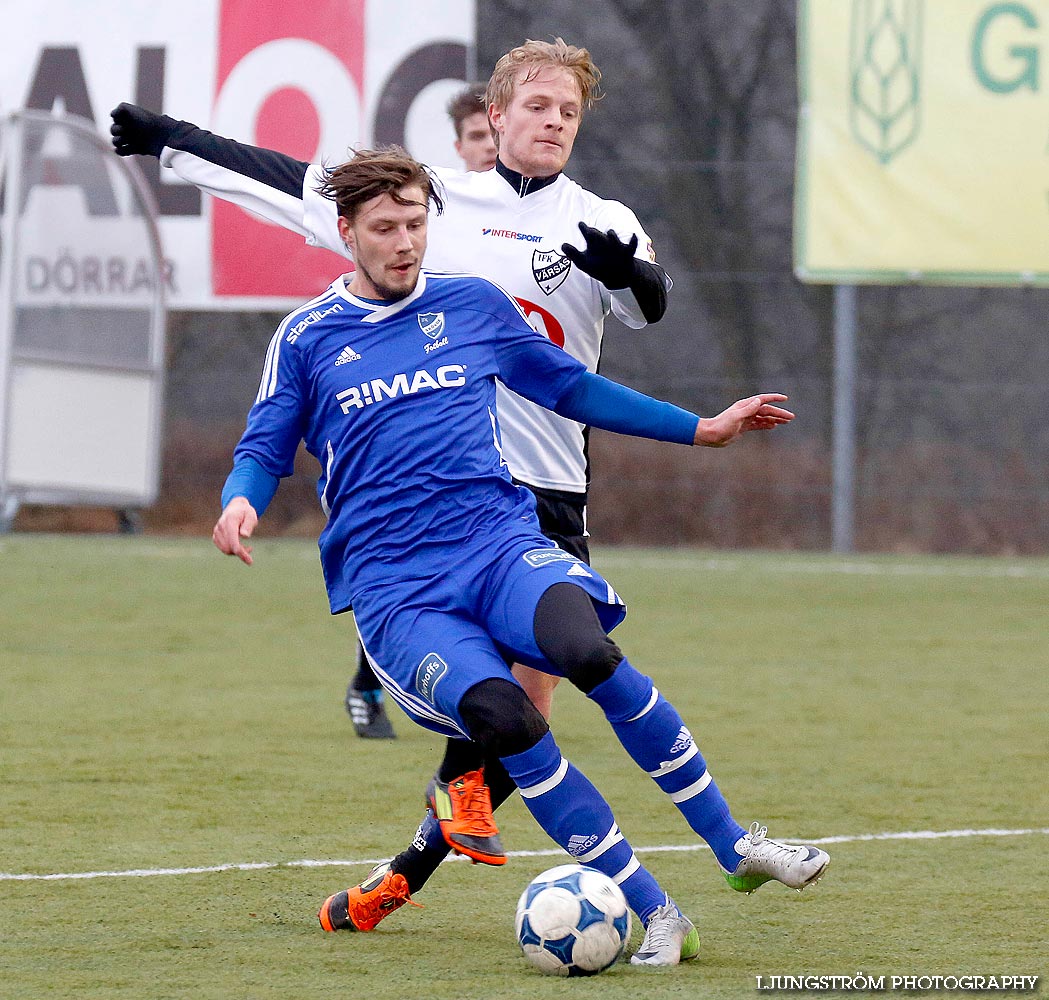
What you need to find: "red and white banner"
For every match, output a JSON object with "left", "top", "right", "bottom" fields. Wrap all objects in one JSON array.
[{"left": 1, "top": 0, "right": 476, "bottom": 308}]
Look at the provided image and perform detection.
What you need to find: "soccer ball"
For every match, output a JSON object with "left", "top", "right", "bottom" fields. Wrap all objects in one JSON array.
[{"left": 514, "top": 864, "right": 632, "bottom": 976}]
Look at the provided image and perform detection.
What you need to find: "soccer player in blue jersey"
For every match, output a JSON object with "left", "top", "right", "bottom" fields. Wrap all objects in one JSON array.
[
  {"left": 343, "top": 83, "right": 495, "bottom": 738},
  {"left": 212, "top": 147, "right": 829, "bottom": 967},
  {"left": 111, "top": 36, "right": 683, "bottom": 893}
]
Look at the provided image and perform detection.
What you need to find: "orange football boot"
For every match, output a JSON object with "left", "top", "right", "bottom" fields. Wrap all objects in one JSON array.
[
  {"left": 318, "top": 863, "right": 420, "bottom": 932},
  {"left": 426, "top": 768, "right": 506, "bottom": 865}
]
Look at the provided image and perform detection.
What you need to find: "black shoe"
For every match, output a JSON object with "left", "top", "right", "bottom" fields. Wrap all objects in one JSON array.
[{"left": 345, "top": 684, "right": 396, "bottom": 739}]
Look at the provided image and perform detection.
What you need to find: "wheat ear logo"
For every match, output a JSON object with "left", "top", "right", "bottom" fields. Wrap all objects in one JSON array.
[{"left": 849, "top": 0, "right": 923, "bottom": 164}]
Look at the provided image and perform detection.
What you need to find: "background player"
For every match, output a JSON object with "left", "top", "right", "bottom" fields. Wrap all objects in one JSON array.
[
  {"left": 447, "top": 80, "right": 498, "bottom": 172},
  {"left": 212, "top": 146, "right": 827, "bottom": 965}
]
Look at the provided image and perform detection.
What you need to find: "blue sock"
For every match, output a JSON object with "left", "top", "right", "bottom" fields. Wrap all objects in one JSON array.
[
  {"left": 501, "top": 731, "right": 667, "bottom": 922},
  {"left": 361, "top": 688, "right": 384, "bottom": 705},
  {"left": 587, "top": 659, "right": 746, "bottom": 872}
]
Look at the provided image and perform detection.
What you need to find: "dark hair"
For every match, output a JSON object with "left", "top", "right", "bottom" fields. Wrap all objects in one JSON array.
[
  {"left": 315, "top": 146, "right": 444, "bottom": 221},
  {"left": 445, "top": 82, "right": 488, "bottom": 139}
]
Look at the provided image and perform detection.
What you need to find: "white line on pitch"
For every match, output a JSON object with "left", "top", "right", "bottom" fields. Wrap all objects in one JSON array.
[
  {"left": 594, "top": 552, "right": 1049, "bottom": 580},
  {"left": 3, "top": 827, "right": 1047, "bottom": 883}
]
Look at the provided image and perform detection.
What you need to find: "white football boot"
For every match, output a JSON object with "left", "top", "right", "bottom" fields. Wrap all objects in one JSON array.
[
  {"left": 630, "top": 896, "right": 701, "bottom": 967},
  {"left": 722, "top": 821, "right": 830, "bottom": 893}
]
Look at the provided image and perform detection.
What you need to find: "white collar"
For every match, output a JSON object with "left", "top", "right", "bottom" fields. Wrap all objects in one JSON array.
[{"left": 335, "top": 271, "right": 429, "bottom": 323}]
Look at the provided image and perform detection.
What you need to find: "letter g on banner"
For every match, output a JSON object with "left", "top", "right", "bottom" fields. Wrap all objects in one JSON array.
[
  {"left": 212, "top": 39, "right": 362, "bottom": 168},
  {"left": 209, "top": 0, "right": 365, "bottom": 299}
]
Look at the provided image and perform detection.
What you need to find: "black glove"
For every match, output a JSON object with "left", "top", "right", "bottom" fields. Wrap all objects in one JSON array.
[
  {"left": 560, "top": 221, "right": 639, "bottom": 290},
  {"left": 110, "top": 103, "right": 181, "bottom": 158}
]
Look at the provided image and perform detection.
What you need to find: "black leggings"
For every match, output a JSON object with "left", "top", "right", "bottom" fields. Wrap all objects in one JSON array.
[{"left": 453, "top": 582, "right": 625, "bottom": 772}]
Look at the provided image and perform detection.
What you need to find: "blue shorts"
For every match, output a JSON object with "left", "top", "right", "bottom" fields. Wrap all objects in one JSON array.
[{"left": 351, "top": 526, "right": 625, "bottom": 738}]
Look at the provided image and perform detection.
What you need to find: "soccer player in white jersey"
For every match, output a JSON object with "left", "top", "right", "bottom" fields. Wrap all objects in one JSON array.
[
  {"left": 112, "top": 38, "right": 824, "bottom": 933},
  {"left": 210, "top": 146, "right": 827, "bottom": 966}
]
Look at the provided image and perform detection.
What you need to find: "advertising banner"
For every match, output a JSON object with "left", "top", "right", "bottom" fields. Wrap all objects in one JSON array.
[
  {"left": 0, "top": 113, "right": 166, "bottom": 509},
  {"left": 796, "top": 0, "right": 1049, "bottom": 285},
  {"left": 1, "top": 0, "right": 476, "bottom": 307}
]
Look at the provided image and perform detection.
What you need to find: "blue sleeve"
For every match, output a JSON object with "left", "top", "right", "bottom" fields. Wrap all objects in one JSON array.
[
  {"left": 553, "top": 372, "right": 699, "bottom": 445},
  {"left": 235, "top": 324, "right": 309, "bottom": 468},
  {"left": 222, "top": 320, "right": 308, "bottom": 513},
  {"left": 221, "top": 455, "right": 280, "bottom": 515}
]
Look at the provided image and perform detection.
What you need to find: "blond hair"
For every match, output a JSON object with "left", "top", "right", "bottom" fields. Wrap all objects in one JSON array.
[{"left": 485, "top": 38, "right": 602, "bottom": 113}]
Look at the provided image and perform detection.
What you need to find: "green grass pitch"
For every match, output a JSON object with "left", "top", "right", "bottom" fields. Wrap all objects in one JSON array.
[{"left": 2, "top": 537, "right": 1047, "bottom": 999}]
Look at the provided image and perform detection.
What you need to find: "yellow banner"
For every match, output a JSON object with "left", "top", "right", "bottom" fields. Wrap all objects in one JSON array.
[{"left": 795, "top": 0, "right": 1049, "bottom": 285}]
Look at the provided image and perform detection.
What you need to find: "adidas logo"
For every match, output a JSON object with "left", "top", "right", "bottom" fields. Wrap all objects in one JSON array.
[
  {"left": 567, "top": 833, "right": 599, "bottom": 855},
  {"left": 411, "top": 822, "right": 429, "bottom": 853},
  {"left": 335, "top": 346, "right": 361, "bottom": 366},
  {"left": 566, "top": 563, "right": 592, "bottom": 578},
  {"left": 669, "top": 726, "right": 693, "bottom": 755}
]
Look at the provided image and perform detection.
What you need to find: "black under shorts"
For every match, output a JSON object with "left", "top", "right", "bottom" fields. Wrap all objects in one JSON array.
[{"left": 514, "top": 480, "right": 590, "bottom": 564}]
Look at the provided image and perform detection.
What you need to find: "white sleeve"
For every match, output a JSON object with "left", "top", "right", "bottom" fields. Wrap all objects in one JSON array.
[
  {"left": 302, "top": 164, "right": 351, "bottom": 257},
  {"left": 159, "top": 148, "right": 351, "bottom": 260}
]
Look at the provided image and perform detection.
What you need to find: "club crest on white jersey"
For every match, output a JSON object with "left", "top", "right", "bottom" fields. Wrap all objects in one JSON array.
[{"left": 532, "top": 248, "right": 572, "bottom": 295}]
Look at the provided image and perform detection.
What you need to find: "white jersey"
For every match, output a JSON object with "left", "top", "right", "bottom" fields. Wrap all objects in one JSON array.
[{"left": 163, "top": 146, "right": 670, "bottom": 492}]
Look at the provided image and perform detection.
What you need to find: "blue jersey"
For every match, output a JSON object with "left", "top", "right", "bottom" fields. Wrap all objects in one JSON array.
[{"left": 235, "top": 270, "right": 587, "bottom": 612}]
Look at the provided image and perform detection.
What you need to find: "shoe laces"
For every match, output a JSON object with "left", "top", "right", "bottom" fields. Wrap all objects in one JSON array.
[
  {"left": 449, "top": 770, "right": 498, "bottom": 834},
  {"left": 359, "top": 872, "right": 422, "bottom": 913},
  {"left": 381, "top": 876, "right": 422, "bottom": 911},
  {"left": 742, "top": 821, "right": 802, "bottom": 862},
  {"left": 641, "top": 899, "right": 681, "bottom": 950}
]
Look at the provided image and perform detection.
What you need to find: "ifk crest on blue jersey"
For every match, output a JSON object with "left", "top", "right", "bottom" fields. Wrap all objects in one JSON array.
[{"left": 418, "top": 311, "right": 445, "bottom": 339}]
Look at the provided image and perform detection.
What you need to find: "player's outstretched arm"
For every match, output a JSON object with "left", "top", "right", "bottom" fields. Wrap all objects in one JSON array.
[
  {"left": 212, "top": 497, "right": 259, "bottom": 566},
  {"left": 694, "top": 394, "right": 794, "bottom": 448},
  {"left": 110, "top": 103, "right": 320, "bottom": 243},
  {"left": 547, "top": 371, "right": 793, "bottom": 449}
]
